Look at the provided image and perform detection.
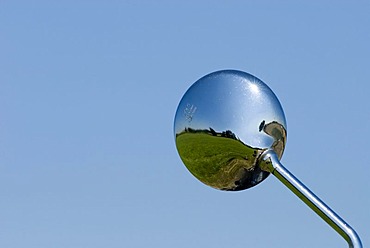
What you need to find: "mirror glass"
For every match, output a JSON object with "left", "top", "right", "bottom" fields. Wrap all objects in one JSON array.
[{"left": 174, "top": 70, "right": 287, "bottom": 191}]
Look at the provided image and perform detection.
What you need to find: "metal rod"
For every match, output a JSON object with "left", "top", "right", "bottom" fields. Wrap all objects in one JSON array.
[{"left": 261, "top": 150, "right": 362, "bottom": 248}]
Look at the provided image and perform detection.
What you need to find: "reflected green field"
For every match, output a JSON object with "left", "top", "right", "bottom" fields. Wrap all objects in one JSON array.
[{"left": 176, "top": 132, "right": 264, "bottom": 190}]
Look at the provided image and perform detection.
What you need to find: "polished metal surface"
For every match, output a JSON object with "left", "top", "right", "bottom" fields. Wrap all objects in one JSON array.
[
  {"left": 174, "top": 70, "right": 287, "bottom": 190},
  {"left": 174, "top": 69, "right": 362, "bottom": 247},
  {"left": 261, "top": 150, "right": 362, "bottom": 248}
]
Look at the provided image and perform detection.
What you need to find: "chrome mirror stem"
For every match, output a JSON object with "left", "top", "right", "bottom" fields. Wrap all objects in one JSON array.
[
  {"left": 174, "top": 70, "right": 363, "bottom": 246},
  {"left": 261, "top": 150, "right": 363, "bottom": 248}
]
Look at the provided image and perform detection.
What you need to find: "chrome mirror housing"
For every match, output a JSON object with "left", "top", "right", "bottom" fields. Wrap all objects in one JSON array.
[
  {"left": 174, "top": 70, "right": 286, "bottom": 190},
  {"left": 174, "top": 70, "right": 362, "bottom": 248}
]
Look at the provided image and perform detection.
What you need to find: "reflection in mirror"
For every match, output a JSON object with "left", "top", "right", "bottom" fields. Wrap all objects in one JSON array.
[
  {"left": 174, "top": 70, "right": 286, "bottom": 191},
  {"left": 173, "top": 70, "right": 362, "bottom": 247}
]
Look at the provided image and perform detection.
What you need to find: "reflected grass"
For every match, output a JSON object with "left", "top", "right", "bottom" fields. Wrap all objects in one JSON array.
[{"left": 176, "top": 132, "right": 264, "bottom": 190}]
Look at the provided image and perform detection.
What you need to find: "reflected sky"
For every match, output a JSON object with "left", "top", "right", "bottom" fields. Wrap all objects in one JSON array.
[{"left": 174, "top": 70, "right": 287, "bottom": 150}]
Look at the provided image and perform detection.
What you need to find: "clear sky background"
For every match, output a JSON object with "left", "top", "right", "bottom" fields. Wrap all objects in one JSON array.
[{"left": 1, "top": 1, "right": 369, "bottom": 248}]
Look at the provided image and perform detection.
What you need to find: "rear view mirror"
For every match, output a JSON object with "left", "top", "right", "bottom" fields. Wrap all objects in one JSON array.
[{"left": 174, "top": 70, "right": 362, "bottom": 248}]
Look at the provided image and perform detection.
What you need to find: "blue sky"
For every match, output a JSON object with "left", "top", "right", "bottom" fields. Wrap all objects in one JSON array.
[{"left": 1, "top": 1, "right": 369, "bottom": 247}]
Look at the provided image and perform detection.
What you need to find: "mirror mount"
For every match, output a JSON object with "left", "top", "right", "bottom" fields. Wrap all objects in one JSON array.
[
  {"left": 174, "top": 70, "right": 362, "bottom": 247},
  {"left": 261, "top": 149, "right": 362, "bottom": 248}
]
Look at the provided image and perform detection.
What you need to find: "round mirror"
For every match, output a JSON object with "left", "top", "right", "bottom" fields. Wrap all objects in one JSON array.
[{"left": 174, "top": 70, "right": 287, "bottom": 191}]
